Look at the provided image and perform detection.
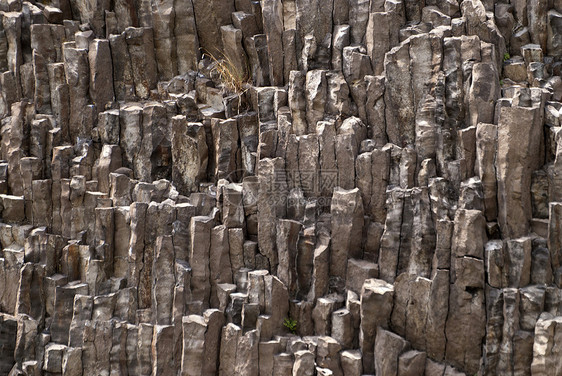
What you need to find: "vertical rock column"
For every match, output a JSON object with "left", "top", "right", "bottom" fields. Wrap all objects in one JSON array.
[
  {"left": 127, "top": 202, "right": 147, "bottom": 304},
  {"left": 330, "top": 188, "right": 364, "bottom": 282},
  {"left": 124, "top": 27, "right": 158, "bottom": 99},
  {"left": 174, "top": 0, "right": 199, "bottom": 74},
  {"left": 359, "top": 278, "right": 394, "bottom": 373},
  {"left": 378, "top": 188, "right": 404, "bottom": 283},
  {"left": 171, "top": 117, "right": 208, "bottom": 195},
  {"left": 0, "top": 315, "right": 17, "bottom": 375},
  {"left": 152, "top": 0, "right": 177, "bottom": 80},
  {"left": 119, "top": 103, "right": 142, "bottom": 177},
  {"left": 445, "top": 209, "right": 487, "bottom": 374},
  {"left": 63, "top": 42, "right": 90, "bottom": 142},
  {"left": 212, "top": 118, "right": 240, "bottom": 181},
  {"left": 88, "top": 39, "right": 114, "bottom": 114},
  {"left": 531, "top": 314, "right": 562, "bottom": 375},
  {"left": 220, "top": 25, "right": 249, "bottom": 83},
  {"left": 50, "top": 282, "right": 89, "bottom": 345},
  {"left": 209, "top": 225, "right": 233, "bottom": 308},
  {"left": 191, "top": 0, "right": 235, "bottom": 55},
  {"left": 276, "top": 219, "right": 301, "bottom": 297},
  {"left": 548, "top": 203, "right": 562, "bottom": 285},
  {"left": 496, "top": 105, "right": 543, "bottom": 239},
  {"left": 3, "top": 12, "right": 23, "bottom": 94},
  {"left": 32, "top": 49, "right": 51, "bottom": 115},
  {"left": 109, "top": 32, "right": 135, "bottom": 101},
  {"left": 475, "top": 122, "right": 498, "bottom": 221},
  {"left": 190, "top": 216, "right": 213, "bottom": 311},
  {"left": 261, "top": 0, "right": 284, "bottom": 86},
  {"left": 48, "top": 62, "right": 70, "bottom": 141},
  {"left": 152, "top": 235, "right": 175, "bottom": 325},
  {"left": 467, "top": 62, "right": 500, "bottom": 128},
  {"left": 257, "top": 157, "right": 288, "bottom": 272}
]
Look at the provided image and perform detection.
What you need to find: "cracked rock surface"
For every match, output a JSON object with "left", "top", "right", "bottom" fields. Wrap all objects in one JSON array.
[{"left": 0, "top": 0, "right": 562, "bottom": 375}]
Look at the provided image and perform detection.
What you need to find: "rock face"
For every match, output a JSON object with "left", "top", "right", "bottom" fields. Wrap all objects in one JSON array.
[{"left": 0, "top": 0, "right": 561, "bottom": 375}]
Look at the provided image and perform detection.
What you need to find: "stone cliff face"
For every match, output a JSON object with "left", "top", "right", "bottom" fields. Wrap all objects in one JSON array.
[{"left": 0, "top": 0, "right": 561, "bottom": 375}]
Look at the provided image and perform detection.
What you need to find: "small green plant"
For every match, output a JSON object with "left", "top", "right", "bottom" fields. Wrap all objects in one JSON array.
[
  {"left": 503, "top": 52, "right": 511, "bottom": 62},
  {"left": 500, "top": 79, "right": 504, "bottom": 85},
  {"left": 283, "top": 317, "right": 297, "bottom": 334}
]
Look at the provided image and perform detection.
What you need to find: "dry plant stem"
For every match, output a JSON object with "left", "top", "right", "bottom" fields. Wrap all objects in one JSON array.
[{"left": 203, "top": 50, "right": 251, "bottom": 95}]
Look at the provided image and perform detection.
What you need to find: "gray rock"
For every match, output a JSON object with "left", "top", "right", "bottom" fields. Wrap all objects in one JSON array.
[
  {"left": 190, "top": 216, "right": 214, "bottom": 309},
  {"left": 398, "top": 350, "right": 427, "bottom": 376},
  {"left": 51, "top": 282, "right": 89, "bottom": 344},
  {"left": 360, "top": 278, "right": 394, "bottom": 373},
  {"left": 475, "top": 123, "right": 498, "bottom": 221},
  {"left": 181, "top": 315, "right": 206, "bottom": 375},
  {"left": 293, "top": 350, "right": 314, "bottom": 376},
  {"left": 374, "top": 328, "right": 410, "bottom": 376},
  {"left": 497, "top": 106, "right": 543, "bottom": 239},
  {"left": 274, "top": 353, "right": 294, "bottom": 376},
  {"left": 316, "top": 336, "right": 342, "bottom": 376},
  {"left": 330, "top": 188, "right": 364, "bottom": 279},
  {"left": 261, "top": 0, "right": 283, "bottom": 86},
  {"left": 258, "top": 339, "right": 281, "bottom": 376},
  {"left": 88, "top": 39, "right": 114, "bottom": 113},
  {"left": 152, "top": 236, "right": 175, "bottom": 325},
  {"left": 125, "top": 27, "right": 158, "bottom": 99},
  {"left": 235, "top": 329, "right": 259, "bottom": 375}
]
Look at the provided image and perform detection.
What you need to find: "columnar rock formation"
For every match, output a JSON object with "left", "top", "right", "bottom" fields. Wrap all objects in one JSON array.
[{"left": 0, "top": 0, "right": 561, "bottom": 375}]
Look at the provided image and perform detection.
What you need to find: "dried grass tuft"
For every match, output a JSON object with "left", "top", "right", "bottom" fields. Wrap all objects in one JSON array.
[{"left": 203, "top": 50, "right": 251, "bottom": 95}]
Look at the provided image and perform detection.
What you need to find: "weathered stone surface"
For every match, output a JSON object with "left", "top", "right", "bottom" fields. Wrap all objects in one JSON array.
[
  {"left": 531, "top": 314, "right": 562, "bottom": 375},
  {"left": 293, "top": 350, "right": 314, "bottom": 376},
  {"left": 312, "top": 296, "right": 338, "bottom": 336},
  {"left": 257, "top": 158, "right": 287, "bottom": 272},
  {"left": 125, "top": 27, "right": 158, "bottom": 99},
  {"left": 172, "top": 117, "right": 207, "bottom": 195},
  {"left": 497, "top": 105, "right": 543, "bottom": 239},
  {"left": 261, "top": 0, "right": 283, "bottom": 86},
  {"left": 360, "top": 278, "right": 394, "bottom": 373},
  {"left": 51, "top": 282, "right": 89, "bottom": 344},
  {"left": 0, "top": 1, "right": 560, "bottom": 375},
  {"left": 504, "top": 237, "right": 533, "bottom": 288},
  {"left": 152, "top": 235, "right": 175, "bottom": 325},
  {"left": 330, "top": 188, "right": 364, "bottom": 280},
  {"left": 374, "top": 328, "right": 410, "bottom": 376},
  {"left": 235, "top": 329, "right": 259, "bottom": 375},
  {"left": 475, "top": 123, "right": 497, "bottom": 221},
  {"left": 316, "top": 336, "right": 343, "bottom": 375},
  {"left": 190, "top": 216, "right": 213, "bottom": 308},
  {"left": 468, "top": 63, "right": 500, "bottom": 128},
  {"left": 276, "top": 219, "right": 301, "bottom": 297},
  {"left": 295, "top": 0, "right": 333, "bottom": 70},
  {"left": 305, "top": 70, "right": 327, "bottom": 132},
  {"left": 209, "top": 225, "right": 233, "bottom": 307},
  {"left": 346, "top": 259, "right": 378, "bottom": 295},
  {"left": 88, "top": 39, "right": 114, "bottom": 113},
  {"left": 446, "top": 274, "right": 486, "bottom": 374},
  {"left": 181, "top": 315, "right": 206, "bottom": 375},
  {"left": 257, "top": 339, "right": 279, "bottom": 376},
  {"left": 398, "top": 350, "right": 427, "bottom": 376}
]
